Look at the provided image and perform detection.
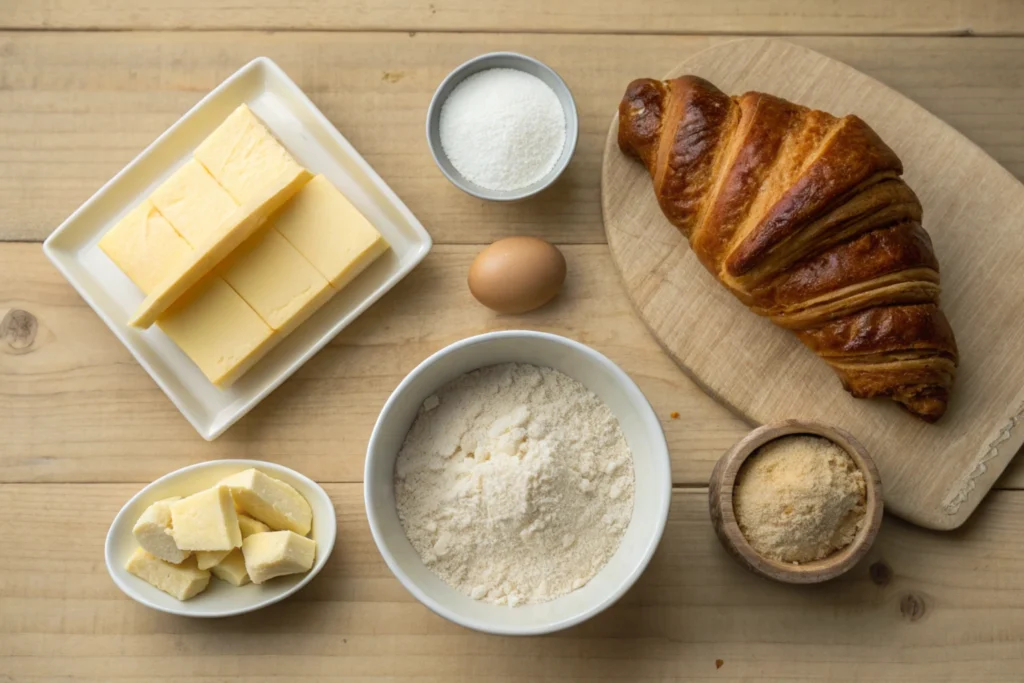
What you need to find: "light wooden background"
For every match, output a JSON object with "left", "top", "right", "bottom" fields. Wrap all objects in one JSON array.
[{"left": 2, "top": 2, "right": 1023, "bottom": 680}]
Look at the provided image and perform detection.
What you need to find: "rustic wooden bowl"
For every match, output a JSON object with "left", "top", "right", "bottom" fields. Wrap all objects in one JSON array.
[{"left": 709, "top": 420, "right": 884, "bottom": 584}]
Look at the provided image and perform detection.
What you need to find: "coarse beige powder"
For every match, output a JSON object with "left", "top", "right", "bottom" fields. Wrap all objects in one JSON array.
[{"left": 733, "top": 435, "right": 866, "bottom": 564}]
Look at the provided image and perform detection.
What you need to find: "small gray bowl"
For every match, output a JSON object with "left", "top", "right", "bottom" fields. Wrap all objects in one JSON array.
[{"left": 425, "top": 52, "right": 579, "bottom": 202}]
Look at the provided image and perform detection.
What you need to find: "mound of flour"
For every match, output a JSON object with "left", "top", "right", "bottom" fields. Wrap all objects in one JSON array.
[{"left": 394, "top": 363, "right": 634, "bottom": 607}]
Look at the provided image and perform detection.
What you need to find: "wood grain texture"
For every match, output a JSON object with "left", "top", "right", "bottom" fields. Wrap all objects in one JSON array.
[
  {"left": 0, "top": 242, "right": 748, "bottom": 484},
  {"left": 603, "top": 39, "right": 1024, "bottom": 531},
  {"left": 3, "top": 483, "right": 1024, "bottom": 681},
  {"left": 5, "top": 0, "right": 1023, "bottom": 34},
  {"left": 2, "top": 32, "right": 1023, "bottom": 243}
]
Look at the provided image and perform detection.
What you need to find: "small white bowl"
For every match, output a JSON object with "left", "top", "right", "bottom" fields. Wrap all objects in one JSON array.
[
  {"left": 425, "top": 52, "right": 579, "bottom": 201},
  {"left": 105, "top": 459, "right": 337, "bottom": 618},
  {"left": 364, "top": 331, "right": 672, "bottom": 635}
]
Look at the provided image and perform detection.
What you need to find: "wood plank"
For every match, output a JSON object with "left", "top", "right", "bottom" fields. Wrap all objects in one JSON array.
[
  {"left": 0, "top": 242, "right": 749, "bottom": 485},
  {"left": 5, "top": 0, "right": 1023, "bottom": 34},
  {"left": 2, "top": 483, "right": 1024, "bottom": 680},
  {"left": 1, "top": 32, "right": 1022, "bottom": 243}
]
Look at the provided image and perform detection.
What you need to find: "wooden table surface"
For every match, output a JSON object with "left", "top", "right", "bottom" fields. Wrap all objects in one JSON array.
[{"left": 2, "top": 2, "right": 1023, "bottom": 681}]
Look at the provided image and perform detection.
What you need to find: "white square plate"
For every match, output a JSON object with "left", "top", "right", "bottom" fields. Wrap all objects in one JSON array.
[{"left": 43, "top": 57, "right": 432, "bottom": 440}]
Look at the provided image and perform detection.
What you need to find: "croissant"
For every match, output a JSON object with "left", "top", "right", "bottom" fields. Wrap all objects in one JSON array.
[{"left": 617, "top": 75, "right": 958, "bottom": 422}]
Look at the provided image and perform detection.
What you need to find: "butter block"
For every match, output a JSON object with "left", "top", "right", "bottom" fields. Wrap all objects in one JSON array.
[
  {"left": 219, "top": 468, "right": 312, "bottom": 535},
  {"left": 273, "top": 175, "right": 390, "bottom": 288},
  {"left": 129, "top": 166, "right": 312, "bottom": 329},
  {"left": 99, "top": 201, "right": 193, "bottom": 294},
  {"left": 222, "top": 228, "right": 333, "bottom": 332},
  {"left": 132, "top": 496, "right": 190, "bottom": 564},
  {"left": 149, "top": 159, "right": 239, "bottom": 247},
  {"left": 194, "top": 104, "right": 306, "bottom": 205},
  {"left": 170, "top": 486, "right": 242, "bottom": 552},
  {"left": 196, "top": 513, "right": 269, "bottom": 569},
  {"left": 125, "top": 548, "right": 211, "bottom": 601},
  {"left": 210, "top": 548, "right": 250, "bottom": 587},
  {"left": 157, "top": 277, "right": 276, "bottom": 387},
  {"left": 242, "top": 531, "right": 316, "bottom": 585}
]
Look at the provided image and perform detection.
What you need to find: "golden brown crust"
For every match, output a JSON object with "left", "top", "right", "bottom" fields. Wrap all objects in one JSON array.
[{"left": 617, "top": 75, "right": 959, "bottom": 421}]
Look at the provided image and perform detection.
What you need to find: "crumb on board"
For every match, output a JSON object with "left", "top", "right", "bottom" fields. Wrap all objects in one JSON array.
[
  {"left": 670, "top": 411, "right": 680, "bottom": 419},
  {"left": 715, "top": 659, "right": 724, "bottom": 669}
]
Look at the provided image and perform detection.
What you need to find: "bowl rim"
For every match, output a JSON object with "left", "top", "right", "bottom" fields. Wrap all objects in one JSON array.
[
  {"left": 424, "top": 51, "right": 580, "bottom": 202},
  {"left": 708, "top": 420, "right": 884, "bottom": 584},
  {"left": 104, "top": 458, "right": 337, "bottom": 618},
  {"left": 364, "top": 330, "right": 672, "bottom": 635}
]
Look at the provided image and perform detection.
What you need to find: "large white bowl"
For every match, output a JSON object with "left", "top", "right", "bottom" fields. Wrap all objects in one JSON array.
[
  {"left": 105, "top": 459, "right": 337, "bottom": 617},
  {"left": 364, "top": 331, "right": 672, "bottom": 635}
]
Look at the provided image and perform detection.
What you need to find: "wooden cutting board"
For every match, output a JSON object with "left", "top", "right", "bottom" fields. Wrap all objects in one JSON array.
[{"left": 601, "top": 38, "right": 1024, "bottom": 530}]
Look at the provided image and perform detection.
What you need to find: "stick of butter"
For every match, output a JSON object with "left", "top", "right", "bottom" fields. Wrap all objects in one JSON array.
[
  {"left": 242, "top": 530, "right": 316, "bottom": 585},
  {"left": 209, "top": 548, "right": 250, "bottom": 587},
  {"left": 132, "top": 496, "right": 190, "bottom": 564},
  {"left": 128, "top": 167, "right": 312, "bottom": 329},
  {"left": 219, "top": 468, "right": 312, "bottom": 536},
  {"left": 125, "top": 548, "right": 211, "bottom": 601},
  {"left": 170, "top": 486, "right": 242, "bottom": 552}
]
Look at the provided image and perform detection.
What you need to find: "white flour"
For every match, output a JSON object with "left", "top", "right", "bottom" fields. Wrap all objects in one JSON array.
[
  {"left": 394, "top": 363, "right": 634, "bottom": 607},
  {"left": 438, "top": 68, "right": 566, "bottom": 192}
]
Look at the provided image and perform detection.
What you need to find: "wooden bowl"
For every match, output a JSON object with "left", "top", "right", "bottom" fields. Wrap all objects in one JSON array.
[{"left": 709, "top": 420, "right": 884, "bottom": 584}]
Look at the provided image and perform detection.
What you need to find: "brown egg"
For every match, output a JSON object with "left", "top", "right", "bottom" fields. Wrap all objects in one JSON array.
[{"left": 468, "top": 236, "right": 567, "bottom": 314}]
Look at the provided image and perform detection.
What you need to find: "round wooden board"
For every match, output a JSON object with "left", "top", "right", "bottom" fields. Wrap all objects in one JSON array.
[{"left": 601, "top": 38, "right": 1024, "bottom": 530}]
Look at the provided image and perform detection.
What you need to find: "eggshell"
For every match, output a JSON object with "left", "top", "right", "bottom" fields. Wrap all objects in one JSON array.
[{"left": 468, "top": 237, "right": 567, "bottom": 314}]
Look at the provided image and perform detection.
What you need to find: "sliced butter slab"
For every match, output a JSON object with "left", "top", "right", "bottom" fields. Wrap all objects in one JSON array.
[
  {"left": 99, "top": 201, "right": 193, "bottom": 294},
  {"left": 242, "top": 530, "right": 316, "bottom": 585},
  {"left": 157, "top": 278, "right": 275, "bottom": 387},
  {"left": 149, "top": 159, "right": 239, "bottom": 247},
  {"left": 196, "top": 512, "right": 269, "bottom": 569},
  {"left": 210, "top": 548, "right": 251, "bottom": 586},
  {"left": 238, "top": 513, "right": 270, "bottom": 537},
  {"left": 125, "top": 548, "right": 211, "bottom": 601},
  {"left": 221, "top": 228, "right": 333, "bottom": 333},
  {"left": 273, "top": 175, "right": 390, "bottom": 289},
  {"left": 132, "top": 496, "right": 190, "bottom": 564},
  {"left": 194, "top": 104, "right": 306, "bottom": 205},
  {"left": 195, "top": 549, "right": 230, "bottom": 571},
  {"left": 219, "top": 468, "right": 312, "bottom": 535},
  {"left": 170, "top": 486, "right": 242, "bottom": 552},
  {"left": 129, "top": 167, "right": 312, "bottom": 329}
]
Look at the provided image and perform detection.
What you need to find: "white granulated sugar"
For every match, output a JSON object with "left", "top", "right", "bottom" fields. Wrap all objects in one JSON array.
[
  {"left": 439, "top": 68, "right": 567, "bottom": 192},
  {"left": 394, "top": 363, "right": 635, "bottom": 607}
]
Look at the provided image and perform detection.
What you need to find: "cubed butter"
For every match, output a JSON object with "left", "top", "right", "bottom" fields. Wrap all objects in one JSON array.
[
  {"left": 129, "top": 166, "right": 312, "bottom": 329},
  {"left": 99, "top": 201, "right": 192, "bottom": 294},
  {"left": 273, "top": 175, "right": 390, "bottom": 289},
  {"left": 157, "top": 277, "right": 277, "bottom": 387},
  {"left": 170, "top": 486, "right": 242, "bottom": 552},
  {"left": 242, "top": 530, "right": 316, "bottom": 585},
  {"left": 218, "top": 468, "right": 312, "bottom": 535},
  {"left": 132, "top": 497, "right": 190, "bottom": 564},
  {"left": 222, "top": 228, "right": 333, "bottom": 332},
  {"left": 209, "top": 548, "right": 250, "bottom": 587},
  {"left": 196, "top": 513, "right": 269, "bottom": 569},
  {"left": 194, "top": 104, "right": 306, "bottom": 205},
  {"left": 125, "top": 548, "right": 211, "bottom": 601},
  {"left": 149, "top": 159, "right": 239, "bottom": 247}
]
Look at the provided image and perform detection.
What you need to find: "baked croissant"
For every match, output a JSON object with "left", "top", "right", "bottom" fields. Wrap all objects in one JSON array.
[{"left": 617, "top": 76, "right": 958, "bottom": 421}]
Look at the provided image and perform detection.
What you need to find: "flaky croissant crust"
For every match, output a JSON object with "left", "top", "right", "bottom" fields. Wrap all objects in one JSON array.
[{"left": 618, "top": 75, "right": 958, "bottom": 421}]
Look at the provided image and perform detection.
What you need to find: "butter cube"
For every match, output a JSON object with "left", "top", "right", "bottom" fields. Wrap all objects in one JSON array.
[
  {"left": 158, "top": 278, "right": 276, "bottom": 387},
  {"left": 196, "top": 513, "right": 269, "bottom": 569},
  {"left": 210, "top": 548, "right": 250, "bottom": 587},
  {"left": 222, "top": 228, "right": 333, "bottom": 333},
  {"left": 219, "top": 468, "right": 312, "bottom": 535},
  {"left": 242, "top": 531, "right": 316, "bottom": 584},
  {"left": 238, "top": 513, "right": 271, "bottom": 537},
  {"left": 149, "top": 159, "right": 239, "bottom": 247},
  {"left": 194, "top": 104, "right": 306, "bottom": 205},
  {"left": 273, "top": 175, "right": 390, "bottom": 289},
  {"left": 129, "top": 166, "right": 312, "bottom": 329},
  {"left": 132, "top": 496, "right": 190, "bottom": 564},
  {"left": 125, "top": 548, "right": 211, "bottom": 601},
  {"left": 170, "top": 486, "right": 242, "bottom": 552},
  {"left": 99, "top": 201, "right": 192, "bottom": 294}
]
